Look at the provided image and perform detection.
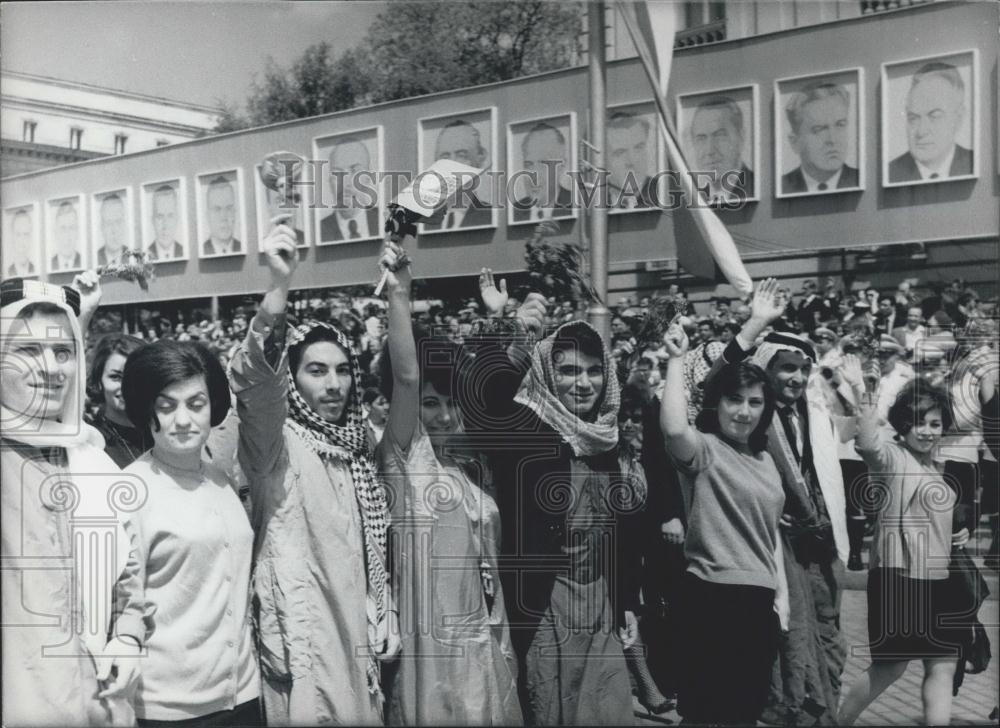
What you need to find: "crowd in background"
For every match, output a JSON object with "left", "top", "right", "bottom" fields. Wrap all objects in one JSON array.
[{"left": 3, "top": 237, "right": 997, "bottom": 728}]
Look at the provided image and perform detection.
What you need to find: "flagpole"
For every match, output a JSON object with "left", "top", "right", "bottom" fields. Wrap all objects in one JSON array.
[{"left": 586, "top": 0, "right": 611, "bottom": 342}]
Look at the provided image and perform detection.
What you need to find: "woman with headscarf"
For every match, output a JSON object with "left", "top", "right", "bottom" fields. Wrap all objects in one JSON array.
[
  {"left": 374, "top": 243, "right": 522, "bottom": 725},
  {"left": 229, "top": 223, "right": 398, "bottom": 726},
  {"left": 1, "top": 278, "right": 146, "bottom": 726},
  {"left": 465, "top": 276, "right": 643, "bottom": 726}
]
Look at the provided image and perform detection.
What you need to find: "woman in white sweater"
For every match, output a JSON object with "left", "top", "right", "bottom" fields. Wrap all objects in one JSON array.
[{"left": 122, "top": 340, "right": 261, "bottom": 726}]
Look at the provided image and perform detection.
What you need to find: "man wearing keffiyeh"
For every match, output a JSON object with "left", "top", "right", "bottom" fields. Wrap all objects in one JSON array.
[
  {"left": 708, "top": 278, "right": 849, "bottom": 726},
  {"left": 229, "top": 220, "right": 398, "bottom": 726}
]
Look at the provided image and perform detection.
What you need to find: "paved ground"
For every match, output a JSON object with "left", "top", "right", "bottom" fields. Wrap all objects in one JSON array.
[{"left": 633, "top": 530, "right": 999, "bottom": 726}]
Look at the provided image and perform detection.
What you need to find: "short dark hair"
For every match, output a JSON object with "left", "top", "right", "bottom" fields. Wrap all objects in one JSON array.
[
  {"left": 122, "top": 340, "right": 231, "bottom": 440},
  {"left": 361, "top": 387, "right": 382, "bottom": 406},
  {"left": 87, "top": 333, "right": 145, "bottom": 403},
  {"left": 550, "top": 322, "right": 605, "bottom": 363},
  {"left": 695, "top": 362, "right": 775, "bottom": 453},
  {"left": 887, "top": 380, "right": 952, "bottom": 437},
  {"left": 378, "top": 324, "right": 470, "bottom": 403}
]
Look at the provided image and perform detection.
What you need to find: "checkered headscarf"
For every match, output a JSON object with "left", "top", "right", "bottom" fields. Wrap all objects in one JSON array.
[{"left": 285, "top": 319, "right": 389, "bottom": 696}]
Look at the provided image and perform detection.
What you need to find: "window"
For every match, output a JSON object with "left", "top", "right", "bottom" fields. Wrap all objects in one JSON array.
[
  {"left": 114, "top": 133, "right": 128, "bottom": 155},
  {"left": 70, "top": 127, "right": 83, "bottom": 150},
  {"left": 684, "top": 0, "right": 726, "bottom": 28},
  {"left": 156, "top": 139, "right": 170, "bottom": 147},
  {"left": 22, "top": 120, "right": 37, "bottom": 142}
]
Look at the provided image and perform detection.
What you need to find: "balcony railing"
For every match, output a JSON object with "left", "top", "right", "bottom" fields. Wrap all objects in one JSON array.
[
  {"left": 862, "top": 0, "right": 934, "bottom": 14},
  {"left": 674, "top": 18, "right": 726, "bottom": 48}
]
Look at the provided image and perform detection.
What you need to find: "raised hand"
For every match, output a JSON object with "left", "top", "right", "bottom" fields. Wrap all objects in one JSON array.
[
  {"left": 263, "top": 219, "right": 299, "bottom": 286},
  {"left": 839, "top": 353, "right": 865, "bottom": 391},
  {"left": 750, "top": 277, "right": 784, "bottom": 325},
  {"left": 479, "top": 268, "right": 508, "bottom": 316},
  {"left": 515, "top": 292, "right": 547, "bottom": 340},
  {"left": 71, "top": 270, "right": 103, "bottom": 326},
  {"left": 379, "top": 239, "right": 412, "bottom": 295},
  {"left": 663, "top": 319, "right": 689, "bottom": 358}
]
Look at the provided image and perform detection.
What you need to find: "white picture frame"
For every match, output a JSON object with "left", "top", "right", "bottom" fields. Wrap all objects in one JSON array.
[
  {"left": 139, "top": 177, "right": 190, "bottom": 263},
  {"left": 44, "top": 194, "right": 87, "bottom": 274},
  {"left": 195, "top": 168, "right": 247, "bottom": 258},
  {"left": 90, "top": 187, "right": 135, "bottom": 266},
  {"left": 312, "top": 126, "right": 384, "bottom": 246},
  {"left": 774, "top": 68, "right": 865, "bottom": 198},
  {"left": 881, "top": 49, "right": 978, "bottom": 188},
  {"left": 506, "top": 112, "right": 578, "bottom": 227},
  {"left": 416, "top": 106, "right": 498, "bottom": 234},
  {"left": 674, "top": 84, "right": 760, "bottom": 205},
  {"left": 2, "top": 202, "right": 41, "bottom": 279}
]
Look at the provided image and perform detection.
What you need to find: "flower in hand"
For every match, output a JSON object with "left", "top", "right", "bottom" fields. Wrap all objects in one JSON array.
[{"left": 663, "top": 319, "right": 689, "bottom": 358}]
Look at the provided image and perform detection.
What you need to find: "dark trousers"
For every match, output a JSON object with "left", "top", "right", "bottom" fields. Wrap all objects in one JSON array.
[
  {"left": 676, "top": 572, "right": 779, "bottom": 725},
  {"left": 841, "top": 459, "right": 870, "bottom": 558},
  {"left": 137, "top": 699, "right": 262, "bottom": 728}
]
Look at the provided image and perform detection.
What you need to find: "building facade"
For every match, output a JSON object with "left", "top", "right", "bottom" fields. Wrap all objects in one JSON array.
[
  {"left": 1, "top": 71, "right": 220, "bottom": 177},
  {"left": 0, "top": 1, "right": 995, "bottom": 309}
]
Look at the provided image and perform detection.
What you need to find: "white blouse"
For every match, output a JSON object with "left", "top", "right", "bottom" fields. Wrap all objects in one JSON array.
[{"left": 126, "top": 452, "right": 260, "bottom": 720}]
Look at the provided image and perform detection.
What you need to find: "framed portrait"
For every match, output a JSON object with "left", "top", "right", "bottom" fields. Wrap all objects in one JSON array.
[
  {"left": 675, "top": 85, "right": 759, "bottom": 205},
  {"left": 417, "top": 107, "right": 498, "bottom": 234},
  {"left": 506, "top": 113, "right": 578, "bottom": 226},
  {"left": 90, "top": 188, "right": 135, "bottom": 267},
  {"left": 2, "top": 203, "right": 41, "bottom": 279},
  {"left": 775, "top": 68, "right": 864, "bottom": 198},
  {"left": 881, "top": 49, "right": 978, "bottom": 187},
  {"left": 312, "top": 127, "right": 383, "bottom": 246},
  {"left": 254, "top": 163, "right": 311, "bottom": 251},
  {"left": 44, "top": 194, "right": 87, "bottom": 274},
  {"left": 195, "top": 169, "right": 246, "bottom": 258},
  {"left": 139, "top": 178, "right": 189, "bottom": 263},
  {"left": 606, "top": 100, "right": 667, "bottom": 212}
]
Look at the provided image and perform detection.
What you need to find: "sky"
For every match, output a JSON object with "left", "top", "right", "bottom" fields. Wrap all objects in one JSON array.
[{"left": 1, "top": 1, "right": 386, "bottom": 109}]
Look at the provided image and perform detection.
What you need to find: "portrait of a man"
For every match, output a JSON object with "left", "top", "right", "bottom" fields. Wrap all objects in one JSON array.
[
  {"left": 93, "top": 191, "right": 132, "bottom": 266},
  {"left": 777, "top": 71, "right": 862, "bottom": 196},
  {"left": 677, "top": 87, "right": 758, "bottom": 205},
  {"left": 883, "top": 52, "right": 977, "bottom": 185},
  {"left": 606, "top": 108, "right": 658, "bottom": 210},
  {"left": 141, "top": 181, "right": 187, "bottom": 262},
  {"left": 197, "top": 172, "right": 244, "bottom": 257},
  {"left": 47, "top": 198, "right": 84, "bottom": 272},
  {"left": 3, "top": 206, "right": 39, "bottom": 278},
  {"left": 419, "top": 110, "right": 496, "bottom": 232},
  {"left": 315, "top": 132, "right": 380, "bottom": 245},
  {"left": 508, "top": 116, "right": 576, "bottom": 225}
]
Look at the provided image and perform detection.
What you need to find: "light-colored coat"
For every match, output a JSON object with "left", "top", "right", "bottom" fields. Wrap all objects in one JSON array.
[{"left": 230, "top": 317, "right": 381, "bottom": 726}]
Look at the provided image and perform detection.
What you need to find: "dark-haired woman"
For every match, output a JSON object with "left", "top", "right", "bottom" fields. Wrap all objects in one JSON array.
[
  {"left": 659, "top": 322, "right": 784, "bottom": 725},
  {"left": 86, "top": 333, "right": 150, "bottom": 467},
  {"left": 838, "top": 360, "right": 961, "bottom": 726},
  {"left": 375, "top": 243, "right": 522, "bottom": 725},
  {"left": 122, "top": 340, "right": 261, "bottom": 726}
]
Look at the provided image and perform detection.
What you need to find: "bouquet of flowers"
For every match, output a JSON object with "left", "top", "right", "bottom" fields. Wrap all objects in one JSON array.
[
  {"left": 95, "top": 251, "right": 155, "bottom": 291},
  {"left": 523, "top": 221, "right": 597, "bottom": 304}
]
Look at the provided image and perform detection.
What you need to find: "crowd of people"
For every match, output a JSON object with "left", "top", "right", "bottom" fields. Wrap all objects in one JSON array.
[{"left": 2, "top": 221, "right": 997, "bottom": 728}]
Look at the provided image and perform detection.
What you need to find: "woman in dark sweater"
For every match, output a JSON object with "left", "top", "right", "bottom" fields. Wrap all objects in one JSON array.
[{"left": 659, "top": 320, "right": 785, "bottom": 725}]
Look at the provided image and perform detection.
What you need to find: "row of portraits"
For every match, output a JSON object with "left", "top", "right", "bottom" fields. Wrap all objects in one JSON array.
[{"left": 2, "top": 49, "right": 981, "bottom": 278}]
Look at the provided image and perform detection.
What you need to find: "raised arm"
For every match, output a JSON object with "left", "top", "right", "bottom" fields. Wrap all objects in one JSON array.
[
  {"left": 707, "top": 278, "right": 784, "bottom": 381},
  {"left": 841, "top": 353, "right": 891, "bottom": 471},
  {"left": 381, "top": 238, "right": 419, "bottom": 451},
  {"left": 659, "top": 321, "right": 699, "bottom": 463},
  {"left": 229, "top": 222, "right": 297, "bottom": 477}
]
